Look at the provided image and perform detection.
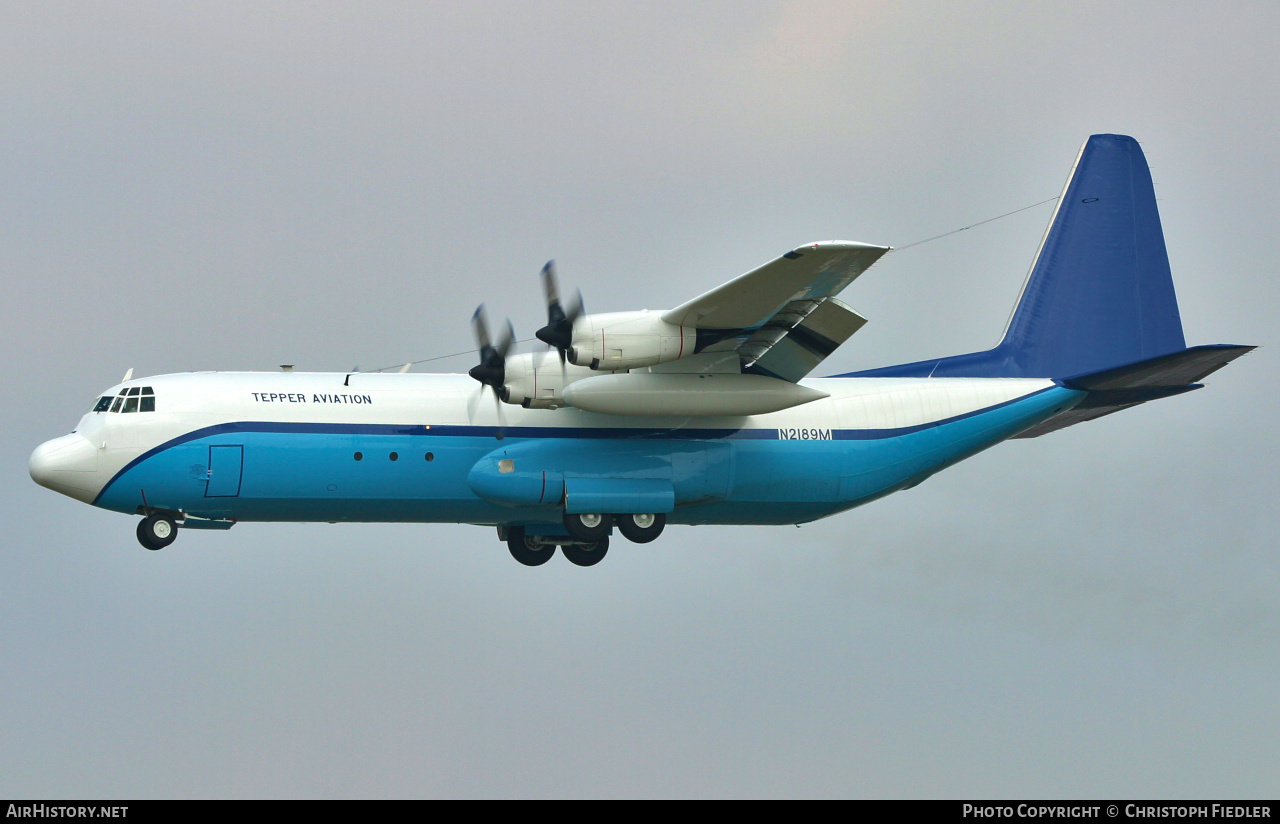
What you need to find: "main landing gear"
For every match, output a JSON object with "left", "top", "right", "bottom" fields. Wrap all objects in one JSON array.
[
  {"left": 505, "top": 526, "right": 608, "bottom": 567},
  {"left": 563, "top": 512, "right": 665, "bottom": 543},
  {"left": 505, "top": 527, "right": 557, "bottom": 566},
  {"left": 503, "top": 511, "right": 666, "bottom": 567},
  {"left": 615, "top": 512, "right": 665, "bottom": 544},
  {"left": 136, "top": 515, "right": 177, "bottom": 550}
]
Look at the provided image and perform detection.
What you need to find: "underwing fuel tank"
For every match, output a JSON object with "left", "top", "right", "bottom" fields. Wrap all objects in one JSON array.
[{"left": 560, "top": 372, "right": 828, "bottom": 416}]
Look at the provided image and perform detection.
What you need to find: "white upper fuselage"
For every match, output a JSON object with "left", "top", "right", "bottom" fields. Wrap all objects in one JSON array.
[{"left": 31, "top": 370, "right": 1059, "bottom": 512}]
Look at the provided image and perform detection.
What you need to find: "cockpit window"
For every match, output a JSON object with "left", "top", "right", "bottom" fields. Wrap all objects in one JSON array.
[
  {"left": 110, "top": 386, "right": 156, "bottom": 413},
  {"left": 93, "top": 396, "right": 112, "bottom": 412}
]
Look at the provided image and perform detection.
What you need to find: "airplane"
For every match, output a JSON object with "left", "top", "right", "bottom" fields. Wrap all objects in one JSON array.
[{"left": 29, "top": 134, "right": 1253, "bottom": 567}]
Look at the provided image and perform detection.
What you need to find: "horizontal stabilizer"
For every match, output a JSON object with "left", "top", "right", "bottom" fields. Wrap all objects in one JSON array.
[
  {"left": 1059, "top": 344, "right": 1255, "bottom": 390},
  {"left": 1014, "top": 344, "right": 1254, "bottom": 438}
]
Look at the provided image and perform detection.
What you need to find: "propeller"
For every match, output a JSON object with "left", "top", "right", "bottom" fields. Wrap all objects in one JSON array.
[
  {"left": 534, "top": 260, "right": 584, "bottom": 366},
  {"left": 467, "top": 305, "right": 514, "bottom": 431}
]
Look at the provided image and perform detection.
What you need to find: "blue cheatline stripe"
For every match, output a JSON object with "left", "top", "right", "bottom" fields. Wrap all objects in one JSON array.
[{"left": 92, "top": 387, "right": 1057, "bottom": 506}]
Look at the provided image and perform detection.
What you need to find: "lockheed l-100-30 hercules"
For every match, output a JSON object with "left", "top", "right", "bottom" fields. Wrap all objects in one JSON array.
[{"left": 30, "top": 135, "right": 1252, "bottom": 566}]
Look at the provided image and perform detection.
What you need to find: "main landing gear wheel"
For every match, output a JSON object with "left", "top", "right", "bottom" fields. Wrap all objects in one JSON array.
[
  {"left": 563, "top": 511, "right": 611, "bottom": 541},
  {"left": 616, "top": 512, "right": 666, "bottom": 544},
  {"left": 506, "top": 526, "right": 555, "bottom": 567},
  {"left": 137, "top": 515, "right": 177, "bottom": 551},
  {"left": 561, "top": 537, "right": 609, "bottom": 567}
]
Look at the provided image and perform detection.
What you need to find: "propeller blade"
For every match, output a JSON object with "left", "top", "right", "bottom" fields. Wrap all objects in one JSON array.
[
  {"left": 561, "top": 288, "right": 584, "bottom": 368},
  {"left": 567, "top": 288, "right": 584, "bottom": 324},
  {"left": 542, "top": 344, "right": 566, "bottom": 379},
  {"left": 535, "top": 260, "right": 583, "bottom": 363},
  {"left": 471, "top": 304, "right": 492, "bottom": 352},
  {"left": 496, "top": 318, "right": 515, "bottom": 360},
  {"left": 492, "top": 388, "right": 507, "bottom": 436},
  {"left": 541, "top": 260, "right": 559, "bottom": 310},
  {"left": 468, "top": 304, "right": 514, "bottom": 407}
]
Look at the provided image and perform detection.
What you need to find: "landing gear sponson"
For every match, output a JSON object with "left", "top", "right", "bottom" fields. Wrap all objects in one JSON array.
[{"left": 503, "top": 511, "right": 665, "bottom": 566}]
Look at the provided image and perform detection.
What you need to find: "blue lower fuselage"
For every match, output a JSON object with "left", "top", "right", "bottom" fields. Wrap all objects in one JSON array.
[{"left": 90, "top": 384, "right": 1082, "bottom": 528}]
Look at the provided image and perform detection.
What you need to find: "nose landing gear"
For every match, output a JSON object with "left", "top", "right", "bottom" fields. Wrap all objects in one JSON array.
[{"left": 137, "top": 515, "right": 177, "bottom": 550}]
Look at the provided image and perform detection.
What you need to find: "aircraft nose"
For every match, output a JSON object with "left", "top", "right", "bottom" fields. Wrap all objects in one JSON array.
[{"left": 30, "top": 434, "right": 101, "bottom": 503}]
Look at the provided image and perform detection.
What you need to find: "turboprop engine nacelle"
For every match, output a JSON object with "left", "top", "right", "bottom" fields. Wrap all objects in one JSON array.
[
  {"left": 501, "top": 352, "right": 605, "bottom": 409},
  {"left": 568, "top": 311, "right": 697, "bottom": 371}
]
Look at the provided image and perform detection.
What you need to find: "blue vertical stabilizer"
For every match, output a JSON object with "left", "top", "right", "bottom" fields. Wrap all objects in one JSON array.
[{"left": 843, "top": 134, "right": 1188, "bottom": 378}]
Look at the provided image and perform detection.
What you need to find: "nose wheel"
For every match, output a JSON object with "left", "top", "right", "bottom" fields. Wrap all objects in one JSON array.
[{"left": 137, "top": 515, "right": 177, "bottom": 550}]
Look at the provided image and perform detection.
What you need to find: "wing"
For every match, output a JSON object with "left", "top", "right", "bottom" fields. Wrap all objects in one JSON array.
[
  {"left": 661, "top": 240, "right": 889, "bottom": 330},
  {"left": 660, "top": 240, "right": 888, "bottom": 380}
]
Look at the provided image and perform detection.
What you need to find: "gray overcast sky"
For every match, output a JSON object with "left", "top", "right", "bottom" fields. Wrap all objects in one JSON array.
[{"left": 3, "top": 1, "right": 1277, "bottom": 798}]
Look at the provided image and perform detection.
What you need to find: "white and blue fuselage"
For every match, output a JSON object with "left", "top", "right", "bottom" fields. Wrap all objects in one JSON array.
[
  {"left": 31, "top": 371, "right": 1082, "bottom": 529},
  {"left": 27, "top": 135, "right": 1251, "bottom": 561}
]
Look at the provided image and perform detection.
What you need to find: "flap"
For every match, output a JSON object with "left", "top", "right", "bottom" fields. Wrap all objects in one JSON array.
[{"left": 741, "top": 297, "right": 868, "bottom": 382}]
